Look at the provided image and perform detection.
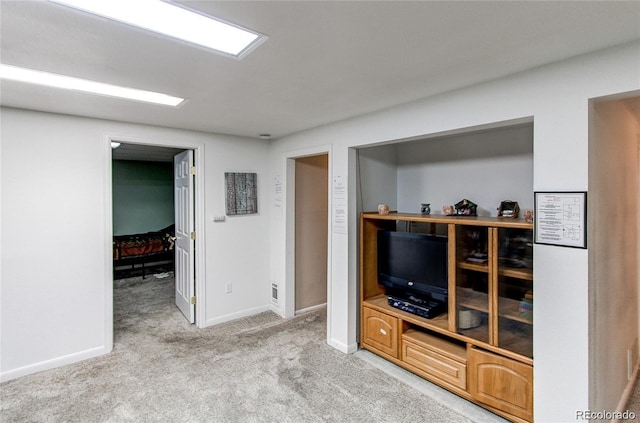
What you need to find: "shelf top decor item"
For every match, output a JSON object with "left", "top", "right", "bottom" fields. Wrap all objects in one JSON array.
[
  {"left": 497, "top": 200, "right": 520, "bottom": 218},
  {"left": 377, "top": 204, "right": 390, "bottom": 215},
  {"left": 454, "top": 199, "right": 477, "bottom": 216}
]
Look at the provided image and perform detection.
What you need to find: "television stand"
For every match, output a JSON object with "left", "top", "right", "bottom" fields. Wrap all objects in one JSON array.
[{"left": 360, "top": 212, "right": 534, "bottom": 423}]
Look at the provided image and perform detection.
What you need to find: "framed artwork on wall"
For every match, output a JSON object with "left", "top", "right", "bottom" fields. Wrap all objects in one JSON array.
[
  {"left": 225, "top": 172, "right": 258, "bottom": 215},
  {"left": 534, "top": 191, "right": 587, "bottom": 248}
]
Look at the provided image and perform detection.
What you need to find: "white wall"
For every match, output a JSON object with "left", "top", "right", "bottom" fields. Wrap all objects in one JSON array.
[
  {"left": 356, "top": 144, "right": 398, "bottom": 212},
  {"left": 396, "top": 124, "right": 533, "bottom": 215},
  {"left": 268, "top": 41, "right": 640, "bottom": 422},
  {"left": 0, "top": 108, "right": 271, "bottom": 380}
]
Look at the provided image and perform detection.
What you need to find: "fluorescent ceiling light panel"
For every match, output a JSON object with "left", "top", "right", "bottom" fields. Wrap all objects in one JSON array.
[
  {"left": 49, "top": 0, "right": 265, "bottom": 58},
  {"left": 0, "top": 64, "right": 185, "bottom": 106}
]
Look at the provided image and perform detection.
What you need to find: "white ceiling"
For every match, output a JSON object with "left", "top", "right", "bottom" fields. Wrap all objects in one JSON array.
[{"left": 1, "top": 1, "right": 639, "bottom": 140}]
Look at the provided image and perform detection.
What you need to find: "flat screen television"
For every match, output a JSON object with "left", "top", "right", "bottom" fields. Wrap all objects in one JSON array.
[{"left": 377, "top": 230, "right": 448, "bottom": 303}]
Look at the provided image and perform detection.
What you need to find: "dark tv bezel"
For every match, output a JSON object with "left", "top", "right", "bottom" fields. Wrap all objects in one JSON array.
[{"left": 377, "top": 230, "right": 449, "bottom": 303}]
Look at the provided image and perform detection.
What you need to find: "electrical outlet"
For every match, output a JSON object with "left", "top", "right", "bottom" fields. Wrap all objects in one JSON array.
[{"left": 225, "top": 283, "right": 232, "bottom": 294}]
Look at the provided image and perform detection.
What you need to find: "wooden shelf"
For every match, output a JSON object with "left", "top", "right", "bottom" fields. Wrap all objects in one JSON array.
[
  {"left": 457, "top": 287, "right": 489, "bottom": 313},
  {"left": 498, "top": 330, "right": 533, "bottom": 358},
  {"left": 360, "top": 212, "right": 534, "bottom": 422},
  {"left": 364, "top": 295, "right": 450, "bottom": 334},
  {"left": 402, "top": 329, "right": 467, "bottom": 363},
  {"left": 499, "top": 266, "right": 533, "bottom": 280},
  {"left": 458, "top": 261, "right": 489, "bottom": 273},
  {"left": 457, "top": 287, "right": 532, "bottom": 325},
  {"left": 360, "top": 212, "right": 534, "bottom": 229},
  {"left": 498, "top": 297, "right": 533, "bottom": 325},
  {"left": 458, "top": 262, "right": 534, "bottom": 281}
]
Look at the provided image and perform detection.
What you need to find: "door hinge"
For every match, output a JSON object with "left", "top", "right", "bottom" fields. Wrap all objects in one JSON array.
[
  {"left": 190, "top": 166, "right": 196, "bottom": 175},
  {"left": 190, "top": 231, "right": 196, "bottom": 240},
  {"left": 191, "top": 296, "right": 196, "bottom": 305}
]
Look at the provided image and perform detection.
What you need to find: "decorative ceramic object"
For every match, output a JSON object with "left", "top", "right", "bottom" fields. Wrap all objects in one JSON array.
[
  {"left": 454, "top": 198, "right": 477, "bottom": 216},
  {"left": 420, "top": 203, "right": 431, "bottom": 215},
  {"left": 459, "top": 309, "right": 482, "bottom": 329},
  {"left": 377, "top": 204, "right": 390, "bottom": 215},
  {"left": 524, "top": 209, "right": 534, "bottom": 223},
  {"left": 442, "top": 205, "right": 455, "bottom": 216}
]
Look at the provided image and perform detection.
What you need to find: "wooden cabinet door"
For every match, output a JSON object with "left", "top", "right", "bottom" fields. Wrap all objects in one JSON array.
[
  {"left": 362, "top": 307, "right": 400, "bottom": 358},
  {"left": 468, "top": 347, "right": 533, "bottom": 422}
]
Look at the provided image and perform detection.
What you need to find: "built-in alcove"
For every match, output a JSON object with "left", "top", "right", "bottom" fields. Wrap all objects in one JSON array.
[{"left": 356, "top": 121, "right": 534, "bottom": 216}]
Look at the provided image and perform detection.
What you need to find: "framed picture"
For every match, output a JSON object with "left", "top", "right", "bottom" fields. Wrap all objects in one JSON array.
[
  {"left": 534, "top": 191, "right": 587, "bottom": 248},
  {"left": 225, "top": 172, "right": 258, "bottom": 215}
]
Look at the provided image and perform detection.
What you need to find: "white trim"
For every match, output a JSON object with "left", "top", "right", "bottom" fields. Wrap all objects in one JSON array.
[
  {"left": 328, "top": 338, "right": 358, "bottom": 354},
  {"left": 0, "top": 345, "right": 110, "bottom": 383},
  {"left": 203, "top": 305, "right": 272, "bottom": 327},
  {"left": 103, "top": 136, "right": 114, "bottom": 353},
  {"left": 283, "top": 145, "right": 333, "bottom": 347},
  {"left": 285, "top": 157, "right": 297, "bottom": 319},
  {"left": 269, "top": 302, "right": 286, "bottom": 318},
  {"left": 104, "top": 134, "right": 207, "bottom": 336},
  {"left": 295, "top": 302, "right": 327, "bottom": 316}
]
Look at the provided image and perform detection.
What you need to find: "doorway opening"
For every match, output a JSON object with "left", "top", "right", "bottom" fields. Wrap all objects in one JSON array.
[
  {"left": 283, "top": 146, "right": 332, "bottom": 345},
  {"left": 108, "top": 140, "right": 202, "bottom": 342},
  {"left": 294, "top": 154, "right": 329, "bottom": 315},
  {"left": 588, "top": 93, "right": 640, "bottom": 411}
]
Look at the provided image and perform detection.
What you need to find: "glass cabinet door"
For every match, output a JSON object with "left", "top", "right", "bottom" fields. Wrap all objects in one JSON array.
[
  {"left": 455, "top": 225, "right": 490, "bottom": 343},
  {"left": 495, "top": 227, "right": 533, "bottom": 358}
]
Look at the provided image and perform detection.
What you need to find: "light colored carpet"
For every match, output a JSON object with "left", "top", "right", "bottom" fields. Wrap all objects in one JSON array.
[{"left": 1, "top": 274, "right": 508, "bottom": 422}]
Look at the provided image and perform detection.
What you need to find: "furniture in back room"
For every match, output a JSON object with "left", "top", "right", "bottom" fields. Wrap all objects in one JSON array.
[{"left": 113, "top": 224, "right": 175, "bottom": 279}]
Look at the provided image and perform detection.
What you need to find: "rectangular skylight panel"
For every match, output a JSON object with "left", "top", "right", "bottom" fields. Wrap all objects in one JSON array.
[
  {"left": 0, "top": 64, "right": 185, "bottom": 106},
  {"left": 49, "top": 0, "right": 264, "bottom": 57}
]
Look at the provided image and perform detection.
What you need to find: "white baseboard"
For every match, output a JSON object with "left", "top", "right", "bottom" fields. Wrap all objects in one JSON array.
[
  {"left": 295, "top": 303, "right": 327, "bottom": 315},
  {"left": 0, "top": 345, "right": 110, "bottom": 382},
  {"left": 269, "top": 303, "right": 285, "bottom": 318},
  {"left": 328, "top": 337, "right": 358, "bottom": 354},
  {"left": 203, "top": 304, "right": 272, "bottom": 327}
]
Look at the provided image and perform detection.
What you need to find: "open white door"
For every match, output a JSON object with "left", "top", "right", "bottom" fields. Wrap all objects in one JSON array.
[{"left": 174, "top": 150, "right": 195, "bottom": 323}]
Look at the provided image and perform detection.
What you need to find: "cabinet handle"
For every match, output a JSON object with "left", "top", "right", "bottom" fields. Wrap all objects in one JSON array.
[{"left": 380, "top": 328, "right": 387, "bottom": 335}]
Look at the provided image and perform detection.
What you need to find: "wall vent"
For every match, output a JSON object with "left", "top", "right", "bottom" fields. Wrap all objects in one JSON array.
[{"left": 271, "top": 283, "right": 278, "bottom": 305}]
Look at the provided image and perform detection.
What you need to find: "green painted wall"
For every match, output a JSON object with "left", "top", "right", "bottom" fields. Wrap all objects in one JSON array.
[{"left": 112, "top": 160, "right": 174, "bottom": 235}]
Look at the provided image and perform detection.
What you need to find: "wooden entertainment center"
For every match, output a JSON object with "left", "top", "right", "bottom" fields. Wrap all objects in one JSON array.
[{"left": 360, "top": 212, "right": 534, "bottom": 422}]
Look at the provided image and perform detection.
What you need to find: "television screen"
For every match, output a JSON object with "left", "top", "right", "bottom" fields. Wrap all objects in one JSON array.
[{"left": 377, "top": 230, "right": 448, "bottom": 302}]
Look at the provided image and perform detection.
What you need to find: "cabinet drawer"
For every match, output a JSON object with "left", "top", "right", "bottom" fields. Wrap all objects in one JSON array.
[
  {"left": 362, "top": 307, "right": 400, "bottom": 358},
  {"left": 468, "top": 347, "right": 533, "bottom": 422},
  {"left": 401, "top": 333, "right": 467, "bottom": 390}
]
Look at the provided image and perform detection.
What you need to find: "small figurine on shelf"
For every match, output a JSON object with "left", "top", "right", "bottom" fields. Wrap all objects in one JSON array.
[
  {"left": 420, "top": 203, "right": 431, "bottom": 215},
  {"left": 524, "top": 209, "right": 534, "bottom": 223},
  {"left": 442, "top": 205, "right": 455, "bottom": 216},
  {"left": 454, "top": 199, "right": 477, "bottom": 216},
  {"left": 497, "top": 200, "right": 520, "bottom": 218},
  {"left": 377, "top": 204, "right": 390, "bottom": 215}
]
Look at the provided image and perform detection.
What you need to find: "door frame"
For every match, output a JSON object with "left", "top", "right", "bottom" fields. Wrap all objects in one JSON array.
[
  {"left": 104, "top": 134, "right": 207, "bottom": 351},
  {"left": 284, "top": 145, "right": 332, "bottom": 329}
]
